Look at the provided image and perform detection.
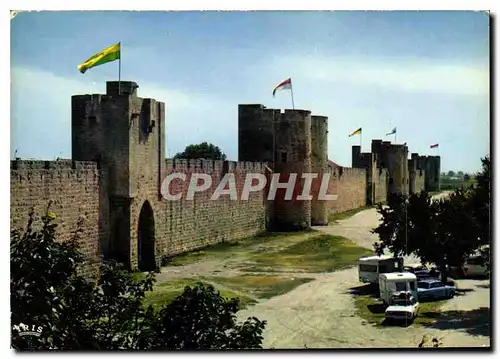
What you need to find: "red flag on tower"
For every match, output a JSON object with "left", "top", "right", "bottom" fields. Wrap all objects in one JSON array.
[
  {"left": 430, "top": 144, "right": 439, "bottom": 149},
  {"left": 272, "top": 77, "right": 295, "bottom": 109},
  {"left": 272, "top": 77, "right": 292, "bottom": 97}
]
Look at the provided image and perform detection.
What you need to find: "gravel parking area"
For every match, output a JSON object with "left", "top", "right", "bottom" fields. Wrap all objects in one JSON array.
[{"left": 159, "top": 192, "right": 490, "bottom": 348}]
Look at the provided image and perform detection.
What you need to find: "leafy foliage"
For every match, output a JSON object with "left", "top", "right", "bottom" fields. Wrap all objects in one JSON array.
[
  {"left": 372, "top": 156, "right": 490, "bottom": 281},
  {"left": 420, "top": 190, "right": 479, "bottom": 281},
  {"left": 173, "top": 142, "right": 227, "bottom": 161},
  {"left": 11, "top": 207, "right": 266, "bottom": 350},
  {"left": 472, "top": 156, "right": 491, "bottom": 245},
  {"left": 371, "top": 193, "right": 411, "bottom": 258},
  {"left": 471, "top": 156, "right": 491, "bottom": 272}
]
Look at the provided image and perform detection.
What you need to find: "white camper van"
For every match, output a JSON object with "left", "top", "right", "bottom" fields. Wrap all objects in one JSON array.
[
  {"left": 358, "top": 255, "right": 403, "bottom": 284},
  {"left": 379, "top": 272, "right": 418, "bottom": 305}
]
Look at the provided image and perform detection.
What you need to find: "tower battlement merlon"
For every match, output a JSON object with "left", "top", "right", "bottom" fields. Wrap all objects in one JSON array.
[
  {"left": 106, "top": 81, "right": 139, "bottom": 97},
  {"left": 238, "top": 104, "right": 276, "bottom": 163},
  {"left": 283, "top": 109, "right": 312, "bottom": 115},
  {"left": 311, "top": 114, "right": 329, "bottom": 171}
]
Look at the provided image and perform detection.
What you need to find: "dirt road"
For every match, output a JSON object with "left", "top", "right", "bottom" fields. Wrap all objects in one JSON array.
[
  {"left": 236, "top": 192, "right": 490, "bottom": 348},
  {"left": 159, "top": 191, "right": 489, "bottom": 348}
]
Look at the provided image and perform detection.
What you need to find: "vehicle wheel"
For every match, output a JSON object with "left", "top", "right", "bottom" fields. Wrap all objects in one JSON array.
[{"left": 449, "top": 291, "right": 455, "bottom": 298}]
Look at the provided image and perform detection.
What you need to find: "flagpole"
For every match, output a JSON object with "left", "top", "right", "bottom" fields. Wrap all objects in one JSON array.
[
  {"left": 118, "top": 42, "right": 121, "bottom": 95},
  {"left": 360, "top": 131, "right": 362, "bottom": 150},
  {"left": 394, "top": 132, "right": 397, "bottom": 143},
  {"left": 272, "top": 110, "right": 276, "bottom": 169},
  {"left": 290, "top": 83, "right": 295, "bottom": 110}
]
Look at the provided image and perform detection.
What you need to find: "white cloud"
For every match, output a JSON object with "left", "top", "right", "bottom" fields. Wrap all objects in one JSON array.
[
  {"left": 10, "top": 66, "right": 205, "bottom": 115},
  {"left": 10, "top": 66, "right": 235, "bottom": 159},
  {"left": 275, "top": 56, "right": 489, "bottom": 96}
]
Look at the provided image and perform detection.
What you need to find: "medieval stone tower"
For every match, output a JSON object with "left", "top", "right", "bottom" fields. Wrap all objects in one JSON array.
[
  {"left": 371, "top": 139, "right": 410, "bottom": 195},
  {"left": 71, "top": 81, "right": 165, "bottom": 271},
  {"left": 310, "top": 115, "right": 329, "bottom": 225},
  {"left": 352, "top": 145, "right": 382, "bottom": 205},
  {"left": 238, "top": 105, "right": 328, "bottom": 229},
  {"left": 417, "top": 155, "right": 441, "bottom": 192},
  {"left": 409, "top": 153, "right": 425, "bottom": 194}
]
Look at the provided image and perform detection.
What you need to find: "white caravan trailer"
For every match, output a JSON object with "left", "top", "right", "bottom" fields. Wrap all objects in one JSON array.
[
  {"left": 358, "top": 255, "right": 404, "bottom": 284},
  {"left": 379, "top": 272, "right": 418, "bottom": 305}
]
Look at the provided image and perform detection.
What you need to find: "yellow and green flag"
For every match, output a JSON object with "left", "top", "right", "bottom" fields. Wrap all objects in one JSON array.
[
  {"left": 77, "top": 42, "right": 121, "bottom": 74},
  {"left": 349, "top": 127, "right": 362, "bottom": 137}
]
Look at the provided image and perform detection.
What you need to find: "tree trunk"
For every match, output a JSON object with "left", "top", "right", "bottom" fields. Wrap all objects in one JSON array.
[{"left": 440, "top": 266, "right": 448, "bottom": 283}]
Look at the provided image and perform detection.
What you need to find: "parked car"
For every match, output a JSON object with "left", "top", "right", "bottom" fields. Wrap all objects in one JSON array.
[
  {"left": 417, "top": 279, "right": 456, "bottom": 300},
  {"left": 463, "top": 255, "right": 488, "bottom": 277},
  {"left": 403, "top": 264, "right": 440, "bottom": 280},
  {"left": 385, "top": 291, "right": 419, "bottom": 322}
]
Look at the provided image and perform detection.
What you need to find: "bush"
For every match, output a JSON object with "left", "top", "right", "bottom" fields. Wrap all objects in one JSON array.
[{"left": 11, "top": 207, "right": 266, "bottom": 350}]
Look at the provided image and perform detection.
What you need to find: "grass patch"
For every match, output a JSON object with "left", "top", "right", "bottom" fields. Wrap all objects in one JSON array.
[
  {"left": 353, "top": 295, "right": 446, "bottom": 327},
  {"left": 167, "top": 230, "right": 316, "bottom": 266},
  {"left": 328, "top": 206, "right": 373, "bottom": 223},
  {"left": 244, "top": 234, "right": 373, "bottom": 273},
  {"left": 204, "top": 275, "right": 314, "bottom": 299},
  {"left": 143, "top": 278, "right": 257, "bottom": 310},
  {"left": 131, "top": 271, "right": 148, "bottom": 281},
  {"left": 440, "top": 178, "right": 477, "bottom": 191}
]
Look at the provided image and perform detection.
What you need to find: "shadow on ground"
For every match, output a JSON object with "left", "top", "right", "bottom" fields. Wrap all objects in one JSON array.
[
  {"left": 476, "top": 283, "right": 490, "bottom": 289},
  {"left": 421, "top": 307, "right": 491, "bottom": 337},
  {"left": 367, "top": 302, "right": 386, "bottom": 314},
  {"left": 380, "top": 318, "right": 414, "bottom": 328},
  {"left": 347, "top": 284, "right": 379, "bottom": 298},
  {"left": 455, "top": 288, "right": 474, "bottom": 297}
]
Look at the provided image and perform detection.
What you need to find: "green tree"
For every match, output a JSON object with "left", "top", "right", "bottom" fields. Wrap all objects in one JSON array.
[
  {"left": 373, "top": 189, "right": 481, "bottom": 282},
  {"left": 413, "top": 190, "right": 480, "bottom": 282},
  {"left": 470, "top": 156, "right": 491, "bottom": 272},
  {"left": 11, "top": 207, "right": 266, "bottom": 350},
  {"left": 447, "top": 170, "right": 456, "bottom": 178},
  {"left": 371, "top": 193, "right": 412, "bottom": 258},
  {"left": 473, "top": 156, "right": 490, "bottom": 243},
  {"left": 174, "top": 142, "right": 227, "bottom": 161},
  {"left": 457, "top": 171, "right": 464, "bottom": 178}
]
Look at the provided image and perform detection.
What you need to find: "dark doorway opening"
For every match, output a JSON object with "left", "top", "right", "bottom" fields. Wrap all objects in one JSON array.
[
  {"left": 138, "top": 201, "right": 156, "bottom": 272},
  {"left": 388, "top": 177, "right": 395, "bottom": 193}
]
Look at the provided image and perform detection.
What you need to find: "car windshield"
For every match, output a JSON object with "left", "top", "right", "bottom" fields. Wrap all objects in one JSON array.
[
  {"left": 392, "top": 299, "right": 409, "bottom": 306},
  {"left": 417, "top": 282, "right": 430, "bottom": 289}
]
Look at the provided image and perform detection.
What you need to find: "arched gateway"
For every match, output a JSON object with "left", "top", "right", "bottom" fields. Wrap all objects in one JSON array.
[{"left": 137, "top": 201, "right": 156, "bottom": 271}]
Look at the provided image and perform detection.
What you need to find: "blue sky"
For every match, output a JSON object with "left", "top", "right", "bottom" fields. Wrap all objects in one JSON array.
[{"left": 11, "top": 11, "right": 489, "bottom": 172}]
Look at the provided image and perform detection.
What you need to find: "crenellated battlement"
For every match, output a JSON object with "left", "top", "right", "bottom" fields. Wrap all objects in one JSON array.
[
  {"left": 164, "top": 159, "right": 268, "bottom": 172},
  {"left": 282, "top": 109, "right": 312, "bottom": 115},
  {"left": 11, "top": 159, "right": 100, "bottom": 183},
  {"left": 329, "top": 166, "right": 367, "bottom": 180},
  {"left": 11, "top": 159, "right": 99, "bottom": 171}
]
